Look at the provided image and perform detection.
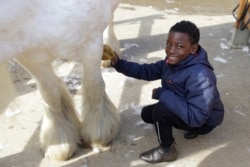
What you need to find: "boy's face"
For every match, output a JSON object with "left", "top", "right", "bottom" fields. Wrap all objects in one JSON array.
[{"left": 165, "top": 31, "right": 198, "bottom": 65}]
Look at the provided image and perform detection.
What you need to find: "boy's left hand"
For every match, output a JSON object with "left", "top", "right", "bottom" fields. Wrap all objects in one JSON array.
[
  {"left": 152, "top": 88, "right": 157, "bottom": 97},
  {"left": 152, "top": 87, "right": 164, "bottom": 100}
]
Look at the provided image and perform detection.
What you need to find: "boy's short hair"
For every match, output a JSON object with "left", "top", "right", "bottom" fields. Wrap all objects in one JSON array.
[{"left": 169, "top": 20, "right": 200, "bottom": 44}]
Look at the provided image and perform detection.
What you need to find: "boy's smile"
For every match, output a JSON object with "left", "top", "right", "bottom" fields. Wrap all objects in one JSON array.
[{"left": 165, "top": 31, "right": 198, "bottom": 65}]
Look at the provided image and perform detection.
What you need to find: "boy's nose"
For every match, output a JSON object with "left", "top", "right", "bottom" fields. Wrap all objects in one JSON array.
[{"left": 169, "top": 46, "right": 176, "bottom": 53}]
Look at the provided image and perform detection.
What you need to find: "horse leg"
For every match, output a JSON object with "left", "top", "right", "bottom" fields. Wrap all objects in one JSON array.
[
  {"left": 79, "top": 37, "right": 120, "bottom": 148},
  {"left": 15, "top": 54, "right": 81, "bottom": 161},
  {"left": 0, "top": 62, "right": 18, "bottom": 114}
]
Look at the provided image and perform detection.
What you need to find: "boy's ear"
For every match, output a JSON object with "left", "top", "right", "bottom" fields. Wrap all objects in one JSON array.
[{"left": 191, "top": 44, "right": 199, "bottom": 54}]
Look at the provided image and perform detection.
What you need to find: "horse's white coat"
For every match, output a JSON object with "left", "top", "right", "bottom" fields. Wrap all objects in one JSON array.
[{"left": 0, "top": 0, "right": 120, "bottom": 161}]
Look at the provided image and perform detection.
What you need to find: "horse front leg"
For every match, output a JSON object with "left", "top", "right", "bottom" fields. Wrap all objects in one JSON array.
[
  {"left": 15, "top": 54, "right": 81, "bottom": 161},
  {"left": 79, "top": 38, "right": 120, "bottom": 148}
]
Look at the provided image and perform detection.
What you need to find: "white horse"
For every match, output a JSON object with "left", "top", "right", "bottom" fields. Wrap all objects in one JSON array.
[{"left": 0, "top": 0, "right": 120, "bottom": 161}]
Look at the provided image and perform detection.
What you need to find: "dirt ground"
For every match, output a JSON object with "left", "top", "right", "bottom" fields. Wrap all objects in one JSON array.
[{"left": 1, "top": 0, "right": 250, "bottom": 167}]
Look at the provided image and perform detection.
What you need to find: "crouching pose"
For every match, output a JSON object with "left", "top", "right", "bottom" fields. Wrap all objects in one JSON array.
[{"left": 110, "top": 20, "right": 224, "bottom": 164}]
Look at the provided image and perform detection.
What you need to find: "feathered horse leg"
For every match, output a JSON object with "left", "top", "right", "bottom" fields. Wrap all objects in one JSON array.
[
  {"left": 15, "top": 54, "right": 81, "bottom": 161},
  {"left": 79, "top": 37, "right": 120, "bottom": 149}
]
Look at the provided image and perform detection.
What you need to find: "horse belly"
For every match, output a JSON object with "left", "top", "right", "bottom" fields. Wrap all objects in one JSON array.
[{"left": 0, "top": 0, "right": 114, "bottom": 61}]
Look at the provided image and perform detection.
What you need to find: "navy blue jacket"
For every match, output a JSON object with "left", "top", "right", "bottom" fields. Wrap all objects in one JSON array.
[{"left": 113, "top": 46, "right": 224, "bottom": 127}]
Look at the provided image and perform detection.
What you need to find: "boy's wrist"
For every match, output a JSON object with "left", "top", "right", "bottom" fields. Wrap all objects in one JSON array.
[{"left": 111, "top": 52, "right": 119, "bottom": 66}]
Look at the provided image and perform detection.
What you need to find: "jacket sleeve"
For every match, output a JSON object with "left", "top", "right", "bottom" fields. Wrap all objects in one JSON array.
[
  {"left": 113, "top": 59, "right": 164, "bottom": 81},
  {"left": 158, "top": 75, "right": 216, "bottom": 127}
]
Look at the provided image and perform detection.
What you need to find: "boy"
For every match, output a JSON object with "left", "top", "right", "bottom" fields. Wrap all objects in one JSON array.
[{"left": 110, "top": 20, "right": 224, "bottom": 164}]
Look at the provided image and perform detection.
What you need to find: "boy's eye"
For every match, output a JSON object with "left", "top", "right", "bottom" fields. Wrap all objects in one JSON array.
[
  {"left": 177, "top": 45, "right": 183, "bottom": 48},
  {"left": 166, "top": 43, "right": 171, "bottom": 47},
  {"left": 166, "top": 42, "right": 184, "bottom": 49}
]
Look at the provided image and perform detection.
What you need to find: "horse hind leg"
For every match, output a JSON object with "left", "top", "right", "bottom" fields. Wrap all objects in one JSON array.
[
  {"left": 102, "top": 16, "right": 121, "bottom": 68},
  {"left": 15, "top": 54, "right": 81, "bottom": 161}
]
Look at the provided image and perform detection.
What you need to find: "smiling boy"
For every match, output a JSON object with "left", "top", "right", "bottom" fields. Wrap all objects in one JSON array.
[{"left": 110, "top": 20, "right": 224, "bottom": 164}]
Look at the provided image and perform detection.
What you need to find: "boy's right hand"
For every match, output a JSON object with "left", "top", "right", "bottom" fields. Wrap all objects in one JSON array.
[
  {"left": 102, "top": 44, "right": 120, "bottom": 66},
  {"left": 102, "top": 44, "right": 116, "bottom": 60}
]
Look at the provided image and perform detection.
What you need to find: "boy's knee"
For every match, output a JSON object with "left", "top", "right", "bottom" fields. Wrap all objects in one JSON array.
[
  {"left": 152, "top": 102, "right": 174, "bottom": 121},
  {"left": 141, "top": 107, "right": 154, "bottom": 124}
]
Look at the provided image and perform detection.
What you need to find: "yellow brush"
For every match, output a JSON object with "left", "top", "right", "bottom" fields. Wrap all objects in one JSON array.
[{"left": 102, "top": 44, "right": 115, "bottom": 60}]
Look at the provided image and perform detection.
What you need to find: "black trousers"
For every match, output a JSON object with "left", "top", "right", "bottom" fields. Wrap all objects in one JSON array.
[{"left": 141, "top": 102, "right": 215, "bottom": 148}]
